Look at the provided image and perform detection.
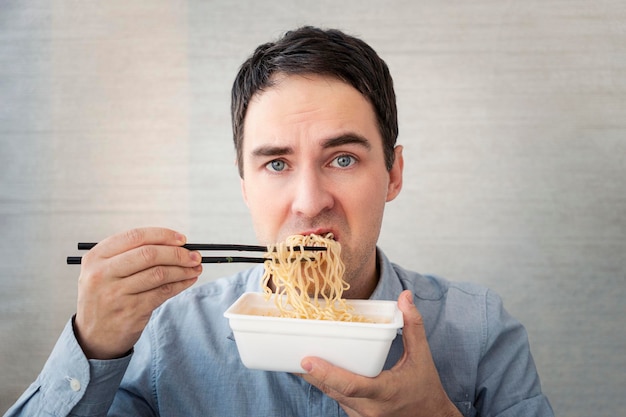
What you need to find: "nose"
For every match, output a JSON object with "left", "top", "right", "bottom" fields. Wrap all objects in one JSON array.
[{"left": 290, "top": 167, "right": 334, "bottom": 218}]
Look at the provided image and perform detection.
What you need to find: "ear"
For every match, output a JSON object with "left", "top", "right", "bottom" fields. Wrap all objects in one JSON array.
[{"left": 386, "top": 145, "right": 404, "bottom": 202}]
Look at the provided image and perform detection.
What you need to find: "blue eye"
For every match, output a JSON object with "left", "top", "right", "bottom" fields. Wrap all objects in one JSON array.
[
  {"left": 332, "top": 155, "right": 356, "bottom": 168},
  {"left": 266, "top": 159, "right": 286, "bottom": 172}
]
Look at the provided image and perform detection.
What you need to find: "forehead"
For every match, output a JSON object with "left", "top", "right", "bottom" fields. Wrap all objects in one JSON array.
[{"left": 242, "top": 74, "right": 379, "bottom": 146}]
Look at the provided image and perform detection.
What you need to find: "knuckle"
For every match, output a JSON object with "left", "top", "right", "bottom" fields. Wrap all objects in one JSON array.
[
  {"left": 174, "top": 247, "right": 185, "bottom": 264},
  {"left": 81, "top": 249, "right": 104, "bottom": 270},
  {"left": 318, "top": 382, "right": 336, "bottom": 397},
  {"left": 125, "top": 228, "right": 146, "bottom": 247},
  {"left": 81, "top": 249, "right": 96, "bottom": 264},
  {"left": 139, "top": 246, "right": 158, "bottom": 264},
  {"left": 78, "top": 256, "right": 106, "bottom": 287},
  {"left": 79, "top": 268, "right": 101, "bottom": 286},
  {"left": 151, "top": 266, "right": 168, "bottom": 285},
  {"left": 158, "top": 282, "right": 175, "bottom": 297},
  {"left": 340, "top": 380, "right": 360, "bottom": 398}
]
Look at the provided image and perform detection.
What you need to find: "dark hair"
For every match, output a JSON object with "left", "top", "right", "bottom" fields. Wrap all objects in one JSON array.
[{"left": 231, "top": 26, "right": 398, "bottom": 178}]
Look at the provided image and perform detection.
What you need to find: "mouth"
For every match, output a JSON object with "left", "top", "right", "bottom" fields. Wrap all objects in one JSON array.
[{"left": 298, "top": 229, "right": 337, "bottom": 242}]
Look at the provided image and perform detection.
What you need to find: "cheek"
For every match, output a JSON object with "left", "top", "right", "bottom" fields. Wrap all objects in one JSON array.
[
  {"left": 350, "top": 176, "right": 388, "bottom": 208},
  {"left": 337, "top": 180, "right": 385, "bottom": 230},
  {"left": 354, "top": 178, "right": 389, "bottom": 225},
  {"left": 244, "top": 184, "right": 286, "bottom": 242}
]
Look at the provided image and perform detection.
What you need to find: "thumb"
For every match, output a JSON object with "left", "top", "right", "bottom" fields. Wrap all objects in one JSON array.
[{"left": 396, "top": 290, "right": 427, "bottom": 358}]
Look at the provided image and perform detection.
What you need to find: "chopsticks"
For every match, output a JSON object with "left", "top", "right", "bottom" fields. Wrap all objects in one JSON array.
[{"left": 67, "top": 242, "right": 326, "bottom": 265}]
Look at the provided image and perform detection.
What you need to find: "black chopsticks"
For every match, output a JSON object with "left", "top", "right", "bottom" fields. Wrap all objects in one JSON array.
[{"left": 67, "top": 242, "right": 326, "bottom": 265}]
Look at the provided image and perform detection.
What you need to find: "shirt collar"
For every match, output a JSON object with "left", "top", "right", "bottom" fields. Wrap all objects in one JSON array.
[{"left": 368, "top": 247, "right": 406, "bottom": 301}]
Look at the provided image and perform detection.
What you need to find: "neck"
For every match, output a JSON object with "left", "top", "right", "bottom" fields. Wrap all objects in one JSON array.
[{"left": 342, "top": 251, "right": 380, "bottom": 299}]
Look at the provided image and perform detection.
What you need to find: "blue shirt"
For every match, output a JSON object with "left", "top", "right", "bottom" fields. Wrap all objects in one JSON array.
[{"left": 5, "top": 250, "right": 553, "bottom": 417}]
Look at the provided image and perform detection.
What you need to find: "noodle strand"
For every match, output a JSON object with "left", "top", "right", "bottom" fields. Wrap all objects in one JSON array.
[{"left": 261, "top": 233, "right": 364, "bottom": 322}]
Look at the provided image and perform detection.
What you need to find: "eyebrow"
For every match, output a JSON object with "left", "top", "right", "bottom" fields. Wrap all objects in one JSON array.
[
  {"left": 251, "top": 145, "right": 293, "bottom": 158},
  {"left": 321, "top": 134, "right": 372, "bottom": 150},
  {"left": 250, "top": 133, "right": 371, "bottom": 158}
]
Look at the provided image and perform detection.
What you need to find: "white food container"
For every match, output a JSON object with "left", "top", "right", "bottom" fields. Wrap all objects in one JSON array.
[{"left": 224, "top": 292, "right": 403, "bottom": 377}]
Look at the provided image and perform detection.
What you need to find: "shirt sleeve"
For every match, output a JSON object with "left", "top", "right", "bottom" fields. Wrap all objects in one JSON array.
[
  {"left": 475, "top": 290, "right": 554, "bottom": 417},
  {"left": 4, "top": 317, "right": 132, "bottom": 417}
]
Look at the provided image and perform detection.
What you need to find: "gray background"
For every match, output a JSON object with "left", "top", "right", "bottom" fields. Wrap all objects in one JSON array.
[{"left": 1, "top": 1, "right": 625, "bottom": 415}]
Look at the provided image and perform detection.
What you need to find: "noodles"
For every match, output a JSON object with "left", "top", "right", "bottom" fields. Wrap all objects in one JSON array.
[{"left": 261, "top": 233, "right": 364, "bottom": 322}]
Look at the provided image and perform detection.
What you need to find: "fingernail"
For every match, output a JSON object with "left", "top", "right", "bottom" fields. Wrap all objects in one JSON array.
[
  {"left": 405, "top": 292, "right": 414, "bottom": 305},
  {"left": 301, "top": 359, "right": 313, "bottom": 373},
  {"left": 175, "top": 233, "right": 187, "bottom": 245},
  {"left": 190, "top": 251, "right": 201, "bottom": 262}
]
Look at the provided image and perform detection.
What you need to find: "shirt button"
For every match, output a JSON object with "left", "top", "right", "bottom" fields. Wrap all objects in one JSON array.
[{"left": 69, "top": 378, "right": 81, "bottom": 392}]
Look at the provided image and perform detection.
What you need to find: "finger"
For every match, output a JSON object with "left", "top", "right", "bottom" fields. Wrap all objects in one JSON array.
[
  {"left": 301, "top": 357, "right": 377, "bottom": 400},
  {"left": 135, "top": 273, "right": 200, "bottom": 313},
  {"left": 124, "top": 262, "right": 203, "bottom": 295},
  {"left": 395, "top": 290, "right": 426, "bottom": 358},
  {"left": 301, "top": 358, "right": 389, "bottom": 415},
  {"left": 107, "top": 244, "right": 202, "bottom": 279},
  {"left": 390, "top": 290, "right": 438, "bottom": 380},
  {"left": 88, "top": 227, "right": 187, "bottom": 259}
]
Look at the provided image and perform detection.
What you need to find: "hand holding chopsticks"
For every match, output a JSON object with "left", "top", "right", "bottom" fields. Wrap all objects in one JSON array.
[
  {"left": 68, "top": 227, "right": 329, "bottom": 360},
  {"left": 68, "top": 242, "right": 327, "bottom": 265},
  {"left": 73, "top": 228, "right": 205, "bottom": 359}
]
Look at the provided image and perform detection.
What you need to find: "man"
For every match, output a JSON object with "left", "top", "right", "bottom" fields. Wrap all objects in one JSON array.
[{"left": 6, "top": 26, "right": 553, "bottom": 416}]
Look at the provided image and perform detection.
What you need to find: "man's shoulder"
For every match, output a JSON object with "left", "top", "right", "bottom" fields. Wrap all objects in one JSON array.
[
  {"left": 391, "top": 262, "right": 490, "bottom": 301},
  {"left": 392, "top": 265, "right": 495, "bottom": 354},
  {"left": 389, "top": 262, "right": 501, "bottom": 334}
]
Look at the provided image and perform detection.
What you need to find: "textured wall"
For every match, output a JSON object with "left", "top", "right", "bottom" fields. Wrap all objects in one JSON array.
[{"left": 1, "top": 1, "right": 625, "bottom": 415}]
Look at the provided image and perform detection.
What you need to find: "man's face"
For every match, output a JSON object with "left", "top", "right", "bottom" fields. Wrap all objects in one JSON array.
[{"left": 240, "top": 74, "right": 403, "bottom": 297}]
